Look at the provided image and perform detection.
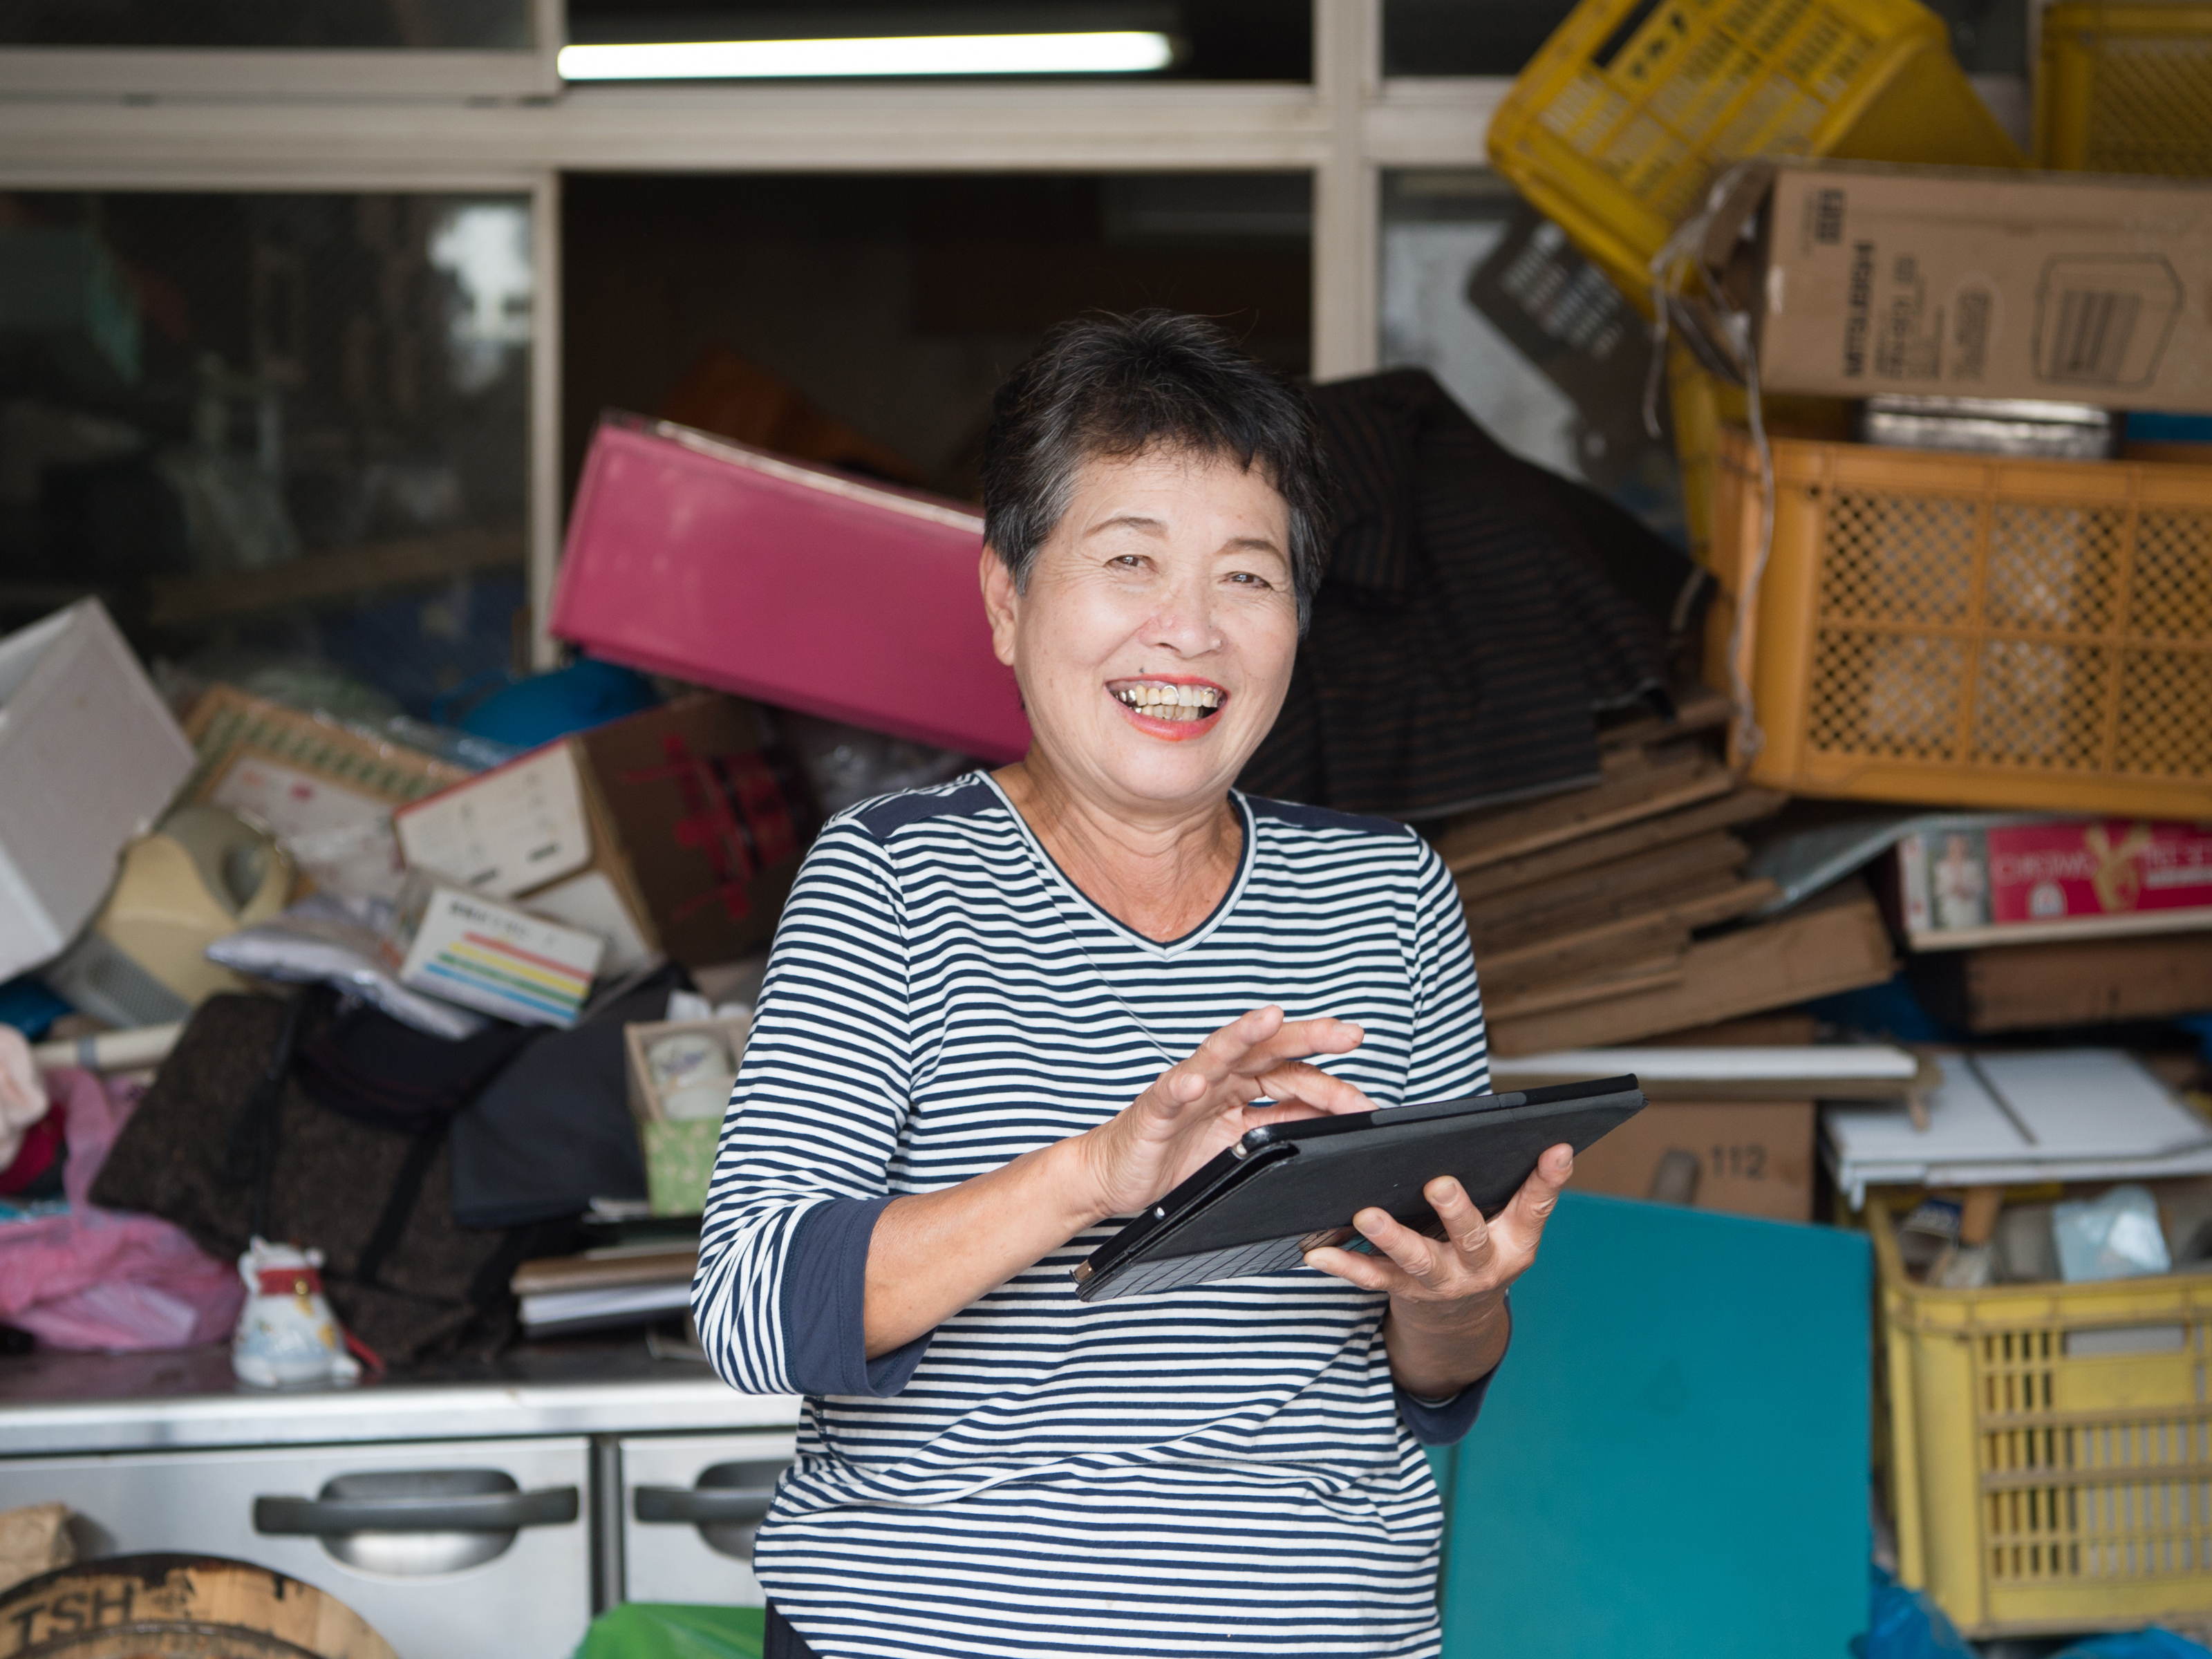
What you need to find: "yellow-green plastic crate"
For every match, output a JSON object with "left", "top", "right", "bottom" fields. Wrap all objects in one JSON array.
[
  {"left": 1875, "top": 1200, "right": 2212, "bottom": 1637},
  {"left": 1488, "top": 0, "right": 2026, "bottom": 317},
  {"left": 2038, "top": 3, "right": 2212, "bottom": 178}
]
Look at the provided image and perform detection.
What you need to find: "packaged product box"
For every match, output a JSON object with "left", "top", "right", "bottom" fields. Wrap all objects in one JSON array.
[
  {"left": 181, "top": 684, "right": 469, "bottom": 902},
  {"left": 0, "top": 599, "right": 194, "bottom": 982},
  {"left": 624, "top": 1011, "right": 751, "bottom": 1217},
  {"left": 1567, "top": 1100, "right": 1815, "bottom": 1222},
  {"left": 382, "top": 870, "right": 606, "bottom": 1028},
  {"left": 1895, "top": 817, "right": 2212, "bottom": 950},
  {"left": 1676, "top": 162, "right": 2212, "bottom": 412},
  {"left": 393, "top": 693, "right": 807, "bottom": 973}
]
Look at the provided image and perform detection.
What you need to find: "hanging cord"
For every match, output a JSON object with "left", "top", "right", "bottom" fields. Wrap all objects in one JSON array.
[{"left": 1644, "top": 163, "right": 1774, "bottom": 763}]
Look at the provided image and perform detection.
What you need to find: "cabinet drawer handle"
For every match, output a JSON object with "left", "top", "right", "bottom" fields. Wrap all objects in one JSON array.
[
  {"left": 254, "top": 1487, "right": 580, "bottom": 1535},
  {"left": 633, "top": 1486, "right": 774, "bottom": 1525}
]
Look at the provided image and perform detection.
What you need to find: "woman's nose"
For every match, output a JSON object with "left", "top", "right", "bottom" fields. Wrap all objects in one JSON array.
[{"left": 1143, "top": 579, "right": 1219, "bottom": 655}]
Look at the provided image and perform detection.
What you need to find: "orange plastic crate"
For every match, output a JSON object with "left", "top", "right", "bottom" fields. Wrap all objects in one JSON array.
[{"left": 1705, "top": 427, "right": 2212, "bottom": 817}]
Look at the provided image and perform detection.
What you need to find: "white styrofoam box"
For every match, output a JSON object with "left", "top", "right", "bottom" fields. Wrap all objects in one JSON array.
[{"left": 0, "top": 600, "right": 193, "bottom": 982}]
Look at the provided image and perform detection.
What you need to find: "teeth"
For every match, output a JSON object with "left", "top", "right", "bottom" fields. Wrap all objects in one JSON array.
[{"left": 1116, "top": 683, "right": 1223, "bottom": 713}]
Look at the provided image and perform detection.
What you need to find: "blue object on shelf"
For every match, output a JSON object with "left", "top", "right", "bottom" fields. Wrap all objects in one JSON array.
[
  {"left": 1438, "top": 1192, "right": 1871, "bottom": 1659},
  {"left": 2051, "top": 1631, "right": 2212, "bottom": 1659},
  {"left": 456, "top": 657, "right": 659, "bottom": 749},
  {"left": 0, "top": 975, "right": 71, "bottom": 1041},
  {"left": 2126, "top": 411, "right": 2212, "bottom": 447}
]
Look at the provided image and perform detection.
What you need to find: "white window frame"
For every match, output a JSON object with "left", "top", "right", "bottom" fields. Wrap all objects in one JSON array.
[
  {"left": 0, "top": 0, "right": 2024, "bottom": 666},
  {"left": 0, "top": 0, "right": 560, "bottom": 97}
]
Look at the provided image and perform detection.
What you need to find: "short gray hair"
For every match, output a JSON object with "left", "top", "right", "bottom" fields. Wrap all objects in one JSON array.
[{"left": 980, "top": 310, "right": 1333, "bottom": 632}]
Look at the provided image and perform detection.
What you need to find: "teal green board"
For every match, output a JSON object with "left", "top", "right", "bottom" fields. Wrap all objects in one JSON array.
[{"left": 1441, "top": 1192, "right": 1870, "bottom": 1658}]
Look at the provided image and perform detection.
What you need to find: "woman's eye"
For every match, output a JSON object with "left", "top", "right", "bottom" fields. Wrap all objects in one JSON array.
[
  {"left": 1226, "top": 570, "right": 1272, "bottom": 588},
  {"left": 1110, "top": 554, "right": 1146, "bottom": 570}
]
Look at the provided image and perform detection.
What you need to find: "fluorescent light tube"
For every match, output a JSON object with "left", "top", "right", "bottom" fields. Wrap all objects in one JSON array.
[{"left": 557, "top": 30, "right": 1175, "bottom": 80}]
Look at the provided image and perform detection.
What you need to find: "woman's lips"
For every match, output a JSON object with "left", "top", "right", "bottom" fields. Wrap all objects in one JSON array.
[{"left": 1107, "top": 678, "right": 1227, "bottom": 742}]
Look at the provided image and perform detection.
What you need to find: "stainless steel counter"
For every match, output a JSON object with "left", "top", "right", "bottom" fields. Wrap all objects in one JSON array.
[{"left": 0, "top": 1338, "right": 801, "bottom": 1457}]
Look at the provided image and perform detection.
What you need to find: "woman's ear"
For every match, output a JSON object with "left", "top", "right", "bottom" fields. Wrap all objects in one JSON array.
[{"left": 980, "top": 545, "right": 1020, "bottom": 669}]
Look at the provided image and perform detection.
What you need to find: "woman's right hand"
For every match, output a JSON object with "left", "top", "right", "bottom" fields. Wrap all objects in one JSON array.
[{"left": 1071, "top": 1006, "right": 1373, "bottom": 1224}]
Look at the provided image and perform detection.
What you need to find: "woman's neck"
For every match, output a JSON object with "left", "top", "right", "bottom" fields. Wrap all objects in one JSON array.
[{"left": 994, "top": 753, "right": 1241, "bottom": 944}]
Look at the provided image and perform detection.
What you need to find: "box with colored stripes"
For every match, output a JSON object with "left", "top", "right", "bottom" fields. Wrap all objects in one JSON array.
[{"left": 384, "top": 871, "right": 606, "bottom": 1028}]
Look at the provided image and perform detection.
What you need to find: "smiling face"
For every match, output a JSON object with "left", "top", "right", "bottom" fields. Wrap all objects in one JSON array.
[{"left": 982, "top": 442, "right": 1300, "bottom": 821}]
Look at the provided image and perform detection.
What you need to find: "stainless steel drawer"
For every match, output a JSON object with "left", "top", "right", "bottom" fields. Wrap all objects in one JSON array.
[
  {"left": 0, "top": 1436, "right": 592, "bottom": 1658},
  {"left": 618, "top": 1430, "right": 796, "bottom": 1606}
]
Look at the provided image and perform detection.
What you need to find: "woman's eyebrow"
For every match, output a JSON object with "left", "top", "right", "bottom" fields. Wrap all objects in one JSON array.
[{"left": 1085, "top": 512, "right": 1169, "bottom": 538}]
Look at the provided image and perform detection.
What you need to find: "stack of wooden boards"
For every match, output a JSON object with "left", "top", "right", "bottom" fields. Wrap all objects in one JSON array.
[{"left": 1437, "top": 689, "right": 1896, "bottom": 1056}]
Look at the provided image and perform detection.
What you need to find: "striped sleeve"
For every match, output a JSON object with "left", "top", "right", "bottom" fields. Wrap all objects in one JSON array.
[
  {"left": 692, "top": 818, "right": 914, "bottom": 1396},
  {"left": 1404, "top": 835, "right": 1489, "bottom": 1103}
]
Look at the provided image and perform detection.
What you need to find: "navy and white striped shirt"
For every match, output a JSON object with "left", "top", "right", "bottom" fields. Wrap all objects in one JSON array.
[{"left": 694, "top": 773, "right": 1492, "bottom": 1658}]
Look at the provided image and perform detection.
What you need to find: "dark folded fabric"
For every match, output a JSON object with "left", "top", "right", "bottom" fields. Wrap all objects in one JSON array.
[
  {"left": 295, "top": 1006, "right": 538, "bottom": 1130},
  {"left": 1240, "top": 368, "right": 1696, "bottom": 821},
  {"left": 446, "top": 972, "right": 678, "bottom": 1228}
]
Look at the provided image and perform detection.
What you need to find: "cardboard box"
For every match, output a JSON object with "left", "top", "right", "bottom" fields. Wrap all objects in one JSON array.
[
  {"left": 1680, "top": 162, "right": 2212, "bottom": 412},
  {"left": 1570, "top": 1100, "right": 1816, "bottom": 1222},
  {"left": 181, "top": 684, "right": 469, "bottom": 902},
  {"left": 393, "top": 693, "right": 806, "bottom": 973},
  {"left": 1894, "top": 818, "right": 2212, "bottom": 951},
  {"left": 382, "top": 871, "right": 606, "bottom": 1028},
  {"left": 1913, "top": 932, "right": 2212, "bottom": 1033},
  {"left": 0, "top": 599, "right": 194, "bottom": 982},
  {"left": 624, "top": 1011, "right": 751, "bottom": 1217},
  {"left": 548, "top": 415, "right": 1028, "bottom": 764}
]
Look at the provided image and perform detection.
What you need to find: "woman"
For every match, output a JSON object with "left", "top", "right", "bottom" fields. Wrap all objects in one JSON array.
[{"left": 694, "top": 310, "right": 1572, "bottom": 1659}]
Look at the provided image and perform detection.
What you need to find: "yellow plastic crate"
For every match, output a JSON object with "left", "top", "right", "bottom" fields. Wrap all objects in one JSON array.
[
  {"left": 2038, "top": 3, "right": 2212, "bottom": 177},
  {"left": 1875, "top": 1201, "right": 2212, "bottom": 1637},
  {"left": 1704, "top": 427, "right": 2212, "bottom": 818},
  {"left": 1487, "top": 0, "right": 2025, "bottom": 317}
]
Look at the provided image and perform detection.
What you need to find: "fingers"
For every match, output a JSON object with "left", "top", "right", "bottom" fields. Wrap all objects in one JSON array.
[
  {"left": 1424, "top": 1177, "right": 1495, "bottom": 1276},
  {"left": 1496, "top": 1145, "right": 1572, "bottom": 1244},
  {"left": 1146, "top": 1010, "right": 1368, "bottom": 1124},
  {"left": 1250, "top": 1060, "right": 1375, "bottom": 1117}
]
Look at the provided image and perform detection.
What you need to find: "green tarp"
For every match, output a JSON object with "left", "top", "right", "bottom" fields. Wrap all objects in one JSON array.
[{"left": 574, "top": 1604, "right": 766, "bottom": 1659}]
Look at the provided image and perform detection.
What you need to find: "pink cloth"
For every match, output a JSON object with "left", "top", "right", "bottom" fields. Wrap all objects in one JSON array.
[{"left": 0, "top": 1067, "right": 242, "bottom": 1351}]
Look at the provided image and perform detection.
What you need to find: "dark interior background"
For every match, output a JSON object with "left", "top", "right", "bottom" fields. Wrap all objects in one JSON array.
[{"left": 560, "top": 170, "right": 1313, "bottom": 505}]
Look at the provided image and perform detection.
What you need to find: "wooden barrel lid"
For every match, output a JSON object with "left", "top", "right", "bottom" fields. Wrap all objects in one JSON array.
[{"left": 0, "top": 1555, "right": 397, "bottom": 1659}]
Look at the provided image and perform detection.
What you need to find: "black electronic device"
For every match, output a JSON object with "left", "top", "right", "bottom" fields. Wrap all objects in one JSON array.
[{"left": 1072, "top": 1076, "right": 1644, "bottom": 1302}]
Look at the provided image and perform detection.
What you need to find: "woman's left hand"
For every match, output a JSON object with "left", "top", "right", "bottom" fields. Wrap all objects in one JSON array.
[{"left": 1303, "top": 1145, "right": 1572, "bottom": 1397}]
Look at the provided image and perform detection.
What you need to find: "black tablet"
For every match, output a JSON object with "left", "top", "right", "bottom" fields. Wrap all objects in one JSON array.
[{"left": 1071, "top": 1076, "right": 1644, "bottom": 1302}]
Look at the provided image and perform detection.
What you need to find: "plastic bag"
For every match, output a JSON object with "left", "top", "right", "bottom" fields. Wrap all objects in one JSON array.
[
  {"left": 206, "top": 894, "right": 486, "bottom": 1040},
  {"left": 572, "top": 1604, "right": 764, "bottom": 1659},
  {"left": 0, "top": 1067, "right": 243, "bottom": 1351},
  {"left": 1863, "top": 1567, "right": 1973, "bottom": 1659},
  {"left": 2054, "top": 1184, "right": 2172, "bottom": 1283}
]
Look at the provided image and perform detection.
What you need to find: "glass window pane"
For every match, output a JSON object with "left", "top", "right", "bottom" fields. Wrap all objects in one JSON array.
[
  {"left": 0, "top": 1, "right": 534, "bottom": 49},
  {"left": 561, "top": 171, "right": 1309, "bottom": 503},
  {"left": 0, "top": 191, "right": 532, "bottom": 720},
  {"left": 1379, "top": 169, "right": 1684, "bottom": 548},
  {"left": 1382, "top": 0, "right": 1573, "bottom": 77},
  {"left": 564, "top": 2, "right": 1310, "bottom": 81}
]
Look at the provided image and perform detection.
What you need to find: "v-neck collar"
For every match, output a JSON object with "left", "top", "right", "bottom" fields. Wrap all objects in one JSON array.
[{"left": 977, "top": 771, "right": 1256, "bottom": 957}]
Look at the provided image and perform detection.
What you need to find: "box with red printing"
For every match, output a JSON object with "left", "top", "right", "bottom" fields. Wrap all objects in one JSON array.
[{"left": 1896, "top": 818, "right": 2212, "bottom": 950}]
